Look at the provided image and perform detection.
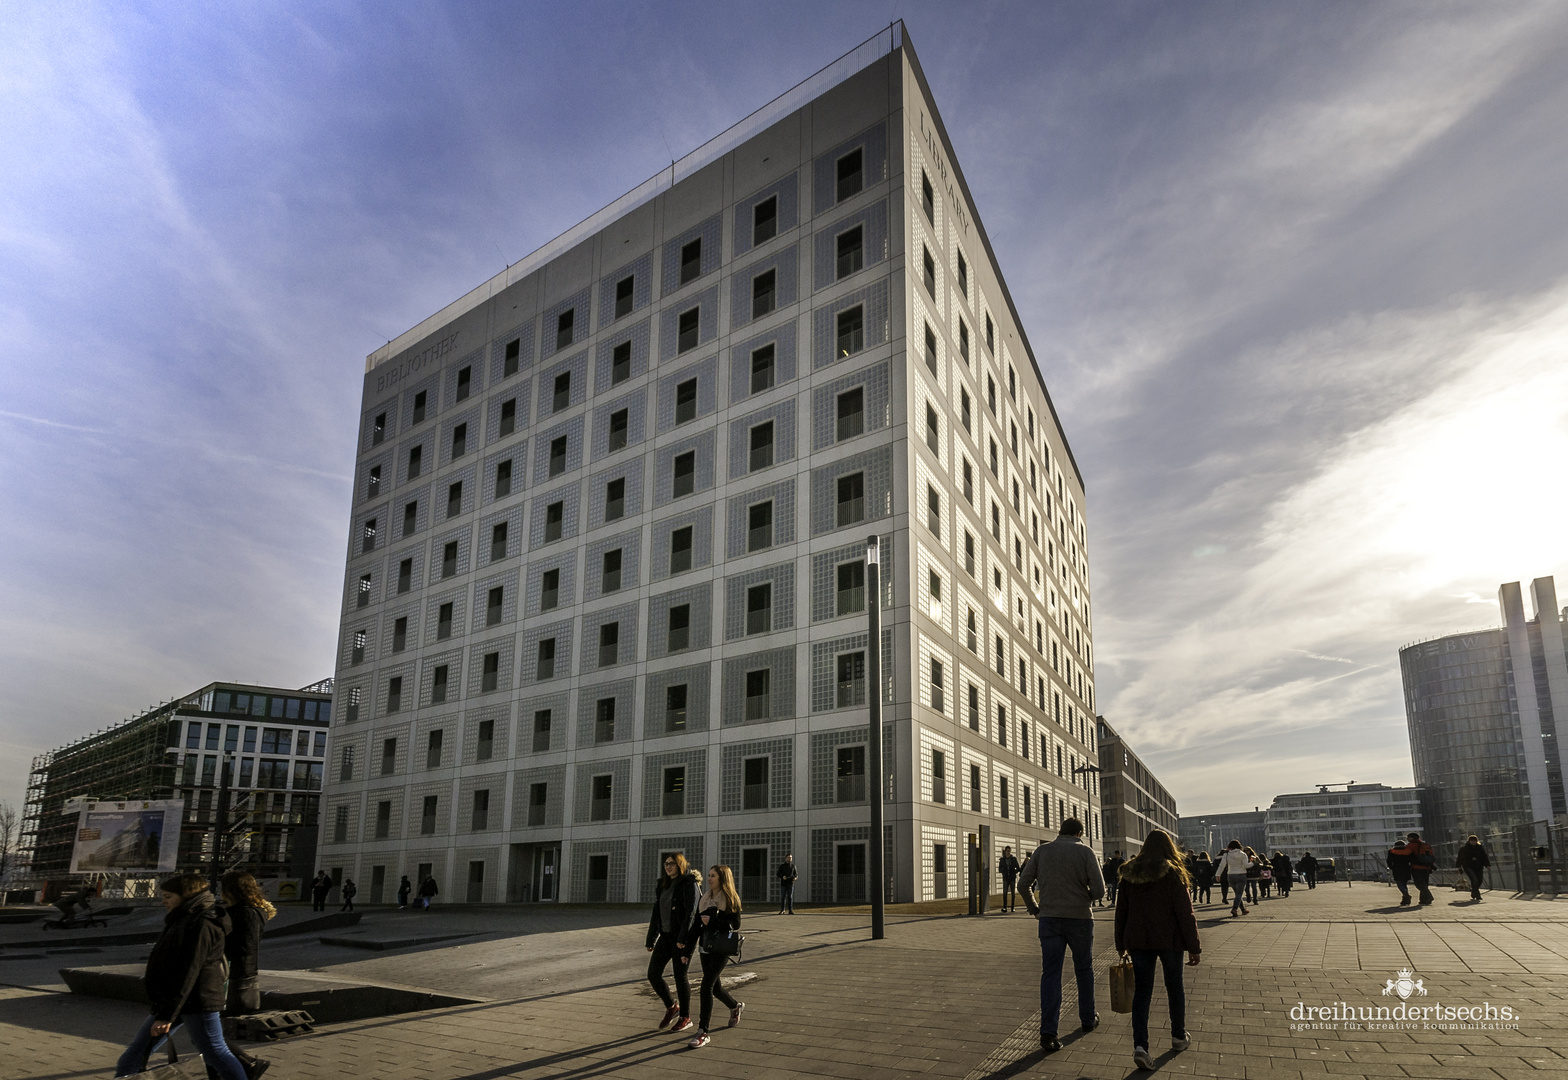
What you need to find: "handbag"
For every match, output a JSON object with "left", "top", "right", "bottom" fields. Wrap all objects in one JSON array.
[
  {"left": 1108, "top": 957, "right": 1135, "bottom": 1014},
  {"left": 701, "top": 925, "right": 744, "bottom": 958},
  {"left": 125, "top": 1038, "right": 204, "bottom": 1080}
]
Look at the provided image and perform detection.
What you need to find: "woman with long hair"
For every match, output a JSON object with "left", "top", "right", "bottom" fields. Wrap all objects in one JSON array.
[
  {"left": 646, "top": 853, "right": 701, "bottom": 1032},
  {"left": 1116, "top": 831, "right": 1201, "bottom": 1071},
  {"left": 114, "top": 874, "right": 248, "bottom": 1080},
  {"left": 219, "top": 871, "right": 276, "bottom": 1079},
  {"left": 679, "top": 864, "right": 745, "bottom": 1049},
  {"left": 1214, "top": 839, "right": 1252, "bottom": 916}
]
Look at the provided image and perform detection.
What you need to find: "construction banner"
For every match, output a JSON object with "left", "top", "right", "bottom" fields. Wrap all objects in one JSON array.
[{"left": 67, "top": 799, "right": 184, "bottom": 874}]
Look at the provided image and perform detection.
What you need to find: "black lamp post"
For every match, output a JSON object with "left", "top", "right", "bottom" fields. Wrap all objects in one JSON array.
[
  {"left": 865, "top": 534, "right": 884, "bottom": 940},
  {"left": 212, "top": 752, "right": 234, "bottom": 889}
]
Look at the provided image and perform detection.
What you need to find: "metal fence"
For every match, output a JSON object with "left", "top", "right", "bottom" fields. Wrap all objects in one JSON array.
[{"left": 1340, "top": 824, "right": 1566, "bottom": 895}]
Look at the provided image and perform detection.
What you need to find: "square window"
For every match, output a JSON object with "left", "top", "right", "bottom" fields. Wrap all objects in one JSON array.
[
  {"left": 503, "top": 339, "right": 521, "bottom": 378},
  {"left": 748, "top": 421, "right": 774, "bottom": 472},
  {"left": 752, "top": 269, "right": 776, "bottom": 319},
  {"left": 744, "top": 668, "right": 770, "bottom": 721},
  {"left": 835, "top": 472, "right": 865, "bottom": 527},
  {"left": 604, "top": 477, "right": 625, "bottom": 521},
  {"left": 499, "top": 398, "right": 516, "bottom": 438},
  {"left": 601, "top": 548, "right": 622, "bottom": 593},
  {"left": 549, "top": 435, "right": 567, "bottom": 477},
  {"left": 540, "top": 567, "right": 560, "bottom": 611},
  {"left": 747, "top": 500, "right": 773, "bottom": 552},
  {"left": 608, "top": 409, "right": 629, "bottom": 452},
  {"left": 611, "top": 341, "right": 632, "bottom": 385},
  {"left": 665, "top": 683, "right": 688, "bottom": 730},
  {"left": 667, "top": 603, "right": 690, "bottom": 652},
  {"left": 836, "top": 306, "right": 864, "bottom": 358},
  {"left": 675, "top": 378, "right": 698, "bottom": 423},
  {"left": 553, "top": 371, "right": 571, "bottom": 413},
  {"left": 836, "top": 561, "right": 864, "bottom": 616},
  {"left": 836, "top": 651, "right": 866, "bottom": 708},
  {"left": 672, "top": 451, "right": 695, "bottom": 497},
  {"left": 835, "top": 387, "right": 863, "bottom": 441},
  {"left": 556, "top": 309, "right": 575, "bottom": 351},
  {"left": 836, "top": 226, "right": 863, "bottom": 280},
  {"left": 670, "top": 525, "right": 693, "bottom": 573},
  {"left": 598, "top": 621, "right": 619, "bottom": 666},
  {"left": 615, "top": 276, "right": 634, "bottom": 319},
  {"left": 536, "top": 638, "right": 556, "bottom": 680},
  {"left": 680, "top": 238, "right": 702, "bottom": 285},
  {"left": 677, "top": 308, "right": 700, "bottom": 353},
  {"left": 753, "top": 196, "right": 777, "bottom": 245},
  {"left": 750, "top": 344, "right": 775, "bottom": 394},
  {"left": 836, "top": 147, "right": 863, "bottom": 203},
  {"left": 544, "top": 501, "right": 564, "bottom": 542},
  {"left": 745, "top": 583, "right": 772, "bottom": 635}
]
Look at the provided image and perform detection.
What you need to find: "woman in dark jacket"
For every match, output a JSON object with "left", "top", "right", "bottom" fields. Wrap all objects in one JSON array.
[
  {"left": 1456, "top": 835, "right": 1490, "bottom": 901},
  {"left": 114, "top": 874, "right": 248, "bottom": 1080},
  {"left": 679, "top": 864, "right": 745, "bottom": 1049},
  {"left": 646, "top": 853, "right": 701, "bottom": 1032},
  {"left": 217, "top": 872, "right": 276, "bottom": 1079},
  {"left": 1116, "top": 831, "right": 1201, "bottom": 1071},
  {"left": 1192, "top": 853, "right": 1215, "bottom": 905},
  {"left": 1271, "top": 852, "right": 1294, "bottom": 897}
]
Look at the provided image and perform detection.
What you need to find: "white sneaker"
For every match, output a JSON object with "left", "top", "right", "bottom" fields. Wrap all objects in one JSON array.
[
  {"left": 1172, "top": 1034, "right": 1191, "bottom": 1051},
  {"left": 1134, "top": 1046, "right": 1154, "bottom": 1070},
  {"left": 688, "top": 1031, "right": 710, "bottom": 1049}
]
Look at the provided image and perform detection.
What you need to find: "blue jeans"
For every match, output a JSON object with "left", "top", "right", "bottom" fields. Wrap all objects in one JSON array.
[
  {"left": 116, "top": 1012, "right": 246, "bottom": 1080},
  {"left": 1037, "top": 917, "right": 1095, "bottom": 1036},
  {"left": 1129, "top": 948, "right": 1186, "bottom": 1050}
]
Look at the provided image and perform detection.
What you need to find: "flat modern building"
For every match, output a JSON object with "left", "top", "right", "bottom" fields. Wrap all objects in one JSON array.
[
  {"left": 1096, "top": 716, "right": 1178, "bottom": 856},
  {"left": 324, "top": 24, "right": 1101, "bottom": 907},
  {"left": 1178, "top": 810, "right": 1266, "bottom": 857},
  {"left": 1400, "top": 575, "right": 1568, "bottom": 845},
  {"left": 21, "top": 681, "right": 333, "bottom": 891},
  {"left": 1264, "top": 783, "right": 1422, "bottom": 874}
]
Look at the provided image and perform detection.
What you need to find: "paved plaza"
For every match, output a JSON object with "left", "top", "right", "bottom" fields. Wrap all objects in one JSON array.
[{"left": 2, "top": 881, "right": 1565, "bottom": 1080}]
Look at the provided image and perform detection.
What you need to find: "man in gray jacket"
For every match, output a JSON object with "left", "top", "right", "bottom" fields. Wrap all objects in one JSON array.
[{"left": 1019, "top": 818, "right": 1104, "bottom": 1052}]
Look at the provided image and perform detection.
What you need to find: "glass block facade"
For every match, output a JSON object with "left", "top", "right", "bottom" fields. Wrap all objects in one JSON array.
[{"left": 323, "top": 24, "right": 1100, "bottom": 905}]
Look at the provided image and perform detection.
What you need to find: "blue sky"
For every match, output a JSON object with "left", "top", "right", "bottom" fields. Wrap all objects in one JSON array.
[{"left": 3, "top": 3, "right": 1567, "bottom": 819}]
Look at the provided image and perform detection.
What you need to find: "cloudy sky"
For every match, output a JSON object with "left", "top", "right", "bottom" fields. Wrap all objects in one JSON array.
[{"left": 3, "top": 3, "right": 1566, "bottom": 820}]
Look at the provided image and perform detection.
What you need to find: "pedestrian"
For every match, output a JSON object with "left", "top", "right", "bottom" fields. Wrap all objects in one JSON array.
[
  {"left": 1298, "top": 851, "right": 1319, "bottom": 889},
  {"left": 1243, "top": 847, "right": 1262, "bottom": 903},
  {"left": 339, "top": 879, "right": 357, "bottom": 912},
  {"left": 1257, "top": 858, "right": 1273, "bottom": 900},
  {"left": 1387, "top": 837, "right": 1415, "bottom": 905},
  {"left": 1115, "top": 830, "right": 1200, "bottom": 1071},
  {"left": 397, "top": 875, "right": 412, "bottom": 909},
  {"left": 310, "top": 872, "right": 330, "bottom": 913},
  {"left": 1456, "top": 835, "right": 1489, "bottom": 901},
  {"left": 1193, "top": 852, "right": 1214, "bottom": 905},
  {"left": 1215, "top": 840, "right": 1252, "bottom": 917},
  {"left": 1217, "top": 863, "right": 1229, "bottom": 905},
  {"left": 679, "top": 864, "right": 745, "bottom": 1049},
  {"left": 217, "top": 871, "right": 274, "bottom": 1080},
  {"left": 1404, "top": 832, "right": 1437, "bottom": 905},
  {"left": 1271, "top": 851, "right": 1293, "bottom": 897},
  {"left": 776, "top": 854, "right": 797, "bottom": 915},
  {"left": 113, "top": 874, "right": 248, "bottom": 1080},
  {"left": 418, "top": 875, "right": 439, "bottom": 911},
  {"left": 1019, "top": 817, "right": 1104, "bottom": 1052},
  {"left": 1102, "top": 850, "right": 1125, "bottom": 906},
  {"left": 998, "top": 846, "right": 1021, "bottom": 912},
  {"left": 647, "top": 853, "right": 700, "bottom": 1033}
]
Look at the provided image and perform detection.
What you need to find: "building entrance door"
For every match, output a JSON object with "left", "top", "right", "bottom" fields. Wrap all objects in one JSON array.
[
  {"left": 740, "top": 847, "right": 768, "bottom": 905},
  {"left": 507, "top": 843, "right": 560, "bottom": 902}
]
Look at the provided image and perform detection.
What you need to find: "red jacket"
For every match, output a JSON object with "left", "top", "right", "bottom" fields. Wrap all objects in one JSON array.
[{"left": 1114, "top": 862, "right": 1200, "bottom": 955}]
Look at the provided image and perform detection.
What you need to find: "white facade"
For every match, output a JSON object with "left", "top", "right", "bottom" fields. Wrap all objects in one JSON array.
[{"left": 1264, "top": 784, "right": 1422, "bottom": 874}]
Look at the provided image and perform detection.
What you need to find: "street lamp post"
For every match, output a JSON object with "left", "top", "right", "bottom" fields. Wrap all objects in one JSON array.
[
  {"left": 865, "top": 535, "right": 884, "bottom": 941},
  {"left": 1072, "top": 764, "right": 1101, "bottom": 848},
  {"left": 212, "top": 752, "right": 235, "bottom": 889}
]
